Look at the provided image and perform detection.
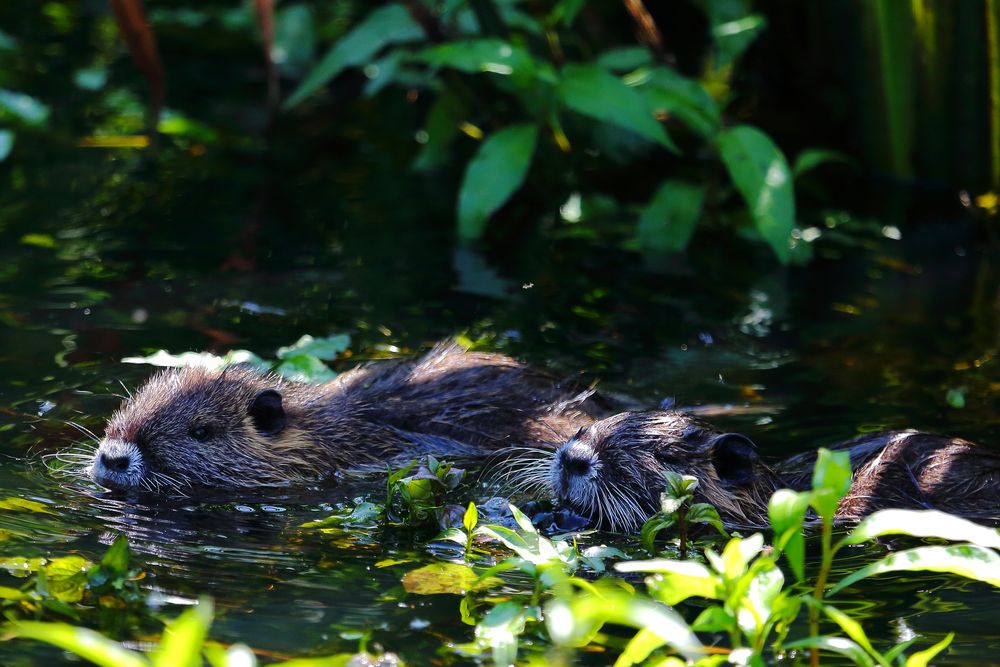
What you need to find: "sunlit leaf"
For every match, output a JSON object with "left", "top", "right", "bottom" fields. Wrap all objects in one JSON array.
[
  {"left": 463, "top": 502, "right": 478, "bottom": 533},
  {"left": 614, "top": 627, "right": 665, "bottom": 667},
  {"left": 718, "top": 125, "right": 795, "bottom": 263},
  {"left": 0, "top": 129, "right": 12, "bottom": 161},
  {"left": 782, "top": 635, "right": 874, "bottom": 667},
  {"left": 631, "top": 66, "right": 721, "bottom": 138},
  {"left": 8, "top": 622, "right": 148, "bottom": 667},
  {"left": 808, "top": 448, "right": 852, "bottom": 521},
  {"left": 738, "top": 565, "right": 783, "bottom": 636},
  {"left": 402, "top": 563, "right": 499, "bottom": 595},
  {"left": 414, "top": 38, "right": 539, "bottom": 81},
  {"left": 616, "top": 559, "right": 720, "bottom": 605},
  {"left": 768, "top": 489, "right": 811, "bottom": 581},
  {"left": 44, "top": 556, "right": 91, "bottom": 603},
  {"left": 559, "top": 63, "right": 677, "bottom": 152},
  {"left": 813, "top": 601, "right": 879, "bottom": 660},
  {"left": 475, "top": 602, "right": 527, "bottom": 667},
  {"left": 0, "top": 497, "right": 55, "bottom": 514},
  {"left": 457, "top": 123, "right": 539, "bottom": 241},
  {"left": 276, "top": 334, "right": 350, "bottom": 361},
  {"left": 635, "top": 180, "right": 706, "bottom": 254},
  {"left": 300, "top": 502, "right": 382, "bottom": 529},
  {"left": 284, "top": 5, "right": 422, "bottom": 108},
  {"left": 792, "top": 148, "right": 852, "bottom": 177},
  {"left": 905, "top": 633, "right": 954, "bottom": 667},
  {"left": 830, "top": 544, "right": 1000, "bottom": 595},
  {"left": 99, "top": 535, "right": 131, "bottom": 577},
  {"left": 150, "top": 598, "right": 213, "bottom": 667},
  {"left": 0, "top": 89, "right": 50, "bottom": 126},
  {"left": 839, "top": 509, "right": 1000, "bottom": 550},
  {"left": 274, "top": 355, "right": 337, "bottom": 382}
]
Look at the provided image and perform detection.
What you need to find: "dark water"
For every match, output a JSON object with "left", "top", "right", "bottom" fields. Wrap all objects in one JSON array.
[
  {"left": 0, "top": 138, "right": 997, "bottom": 664},
  {"left": 1, "top": 5, "right": 999, "bottom": 662}
]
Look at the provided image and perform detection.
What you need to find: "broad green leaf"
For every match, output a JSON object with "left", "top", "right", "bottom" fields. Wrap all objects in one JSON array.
[
  {"left": 475, "top": 602, "right": 527, "bottom": 667},
  {"left": 435, "top": 527, "right": 468, "bottom": 546},
  {"left": 905, "top": 633, "right": 954, "bottom": 667},
  {"left": 635, "top": 180, "right": 706, "bottom": 254},
  {"left": 300, "top": 501, "right": 383, "bottom": 529},
  {"left": 44, "top": 556, "right": 91, "bottom": 603},
  {"left": 597, "top": 46, "right": 654, "bottom": 72},
  {"left": 457, "top": 123, "right": 538, "bottom": 241},
  {"left": 813, "top": 601, "right": 880, "bottom": 662},
  {"left": 276, "top": 333, "right": 350, "bottom": 360},
  {"left": 0, "top": 497, "right": 55, "bottom": 514},
  {"left": 792, "top": 148, "right": 852, "bottom": 177},
  {"left": 546, "top": 590, "right": 704, "bottom": 661},
  {"left": 558, "top": 63, "right": 677, "bottom": 152},
  {"left": 702, "top": 3, "right": 767, "bottom": 69},
  {"left": 839, "top": 509, "right": 1000, "bottom": 549},
  {"left": 509, "top": 504, "right": 537, "bottom": 534},
  {"left": 414, "top": 92, "right": 464, "bottom": 171},
  {"left": 631, "top": 66, "right": 721, "bottom": 138},
  {"left": 614, "top": 627, "right": 665, "bottom": 667},
  {"left": 829, "top": 544, "right": 1000, "bottom": 595},
  {"left": 719, "top": 533, "right": 764, "bottom": 580},
  {"left": 0, "top": 129, "right": 12, "bottom": 161},
  {"left": 617, "top": 559, "right": 720, "bottom": 606},
  {"left": 99, "top": 535, "right": 131, "bottom": 577},
  {"left": 414, "top": 39, "right": 538, "bottom": 81},
  {"left": 640, "top": 515, "right": 676, "bottom": 553},
  {"left": 11, "top": 622, "right": 147, "bottom": 667},
  {"left": 782, "top": 636, "right": 874, "bottom": 667},
  {"left": 0, "top": 89, "right": 49, "bottom": 126},
  {"left": 768, "top": 489, "right": 811, "bottom": 581},
  {"left": 737, "top": 565, "right": 784, "bottom": 636},
  {"left": 463, "top": 502, "right": 478, "bottom": 533},
  {"left": 402, "top": 563, "right": 499, "bottom": 595},
  {"left": 717, "top": 125, "right": 795, "bottom": 263},
  {"left": 284, "top": 5, "right": 422, "bottom": 108},
  {"left": 686, "top": 503, "right": 726, "bottom": 535},
  {"left": 274, "top": 355, "right": 337, "bottom": 382},
  {"left": 151, "top": 598, "right": 213, "bottom": 667},
  {"left": 809, "top": 448, "right": 852, "bottom": 521},
  {"left": 690, "top": 605, "right": 735, "bottom": 632}
]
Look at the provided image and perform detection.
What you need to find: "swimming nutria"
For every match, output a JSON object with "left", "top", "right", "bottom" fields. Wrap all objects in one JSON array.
[
  {"left": 88, "top": 343, "right": 607, "bottom": 493},
  {"left": 545, "top": 410, "right": 1000, "bottom": 530}
]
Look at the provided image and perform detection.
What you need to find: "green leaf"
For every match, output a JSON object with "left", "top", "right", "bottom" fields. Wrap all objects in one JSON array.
[
  {"left": 402, "top": 563, "right": 498, "bottom": 595},
  {"left": 631, "top": 66, "right": 721, "bottom": 138},
  {"left": 413, "top": 38, "right": 538, "bottom": 81},
  {"left": 457, "top": 123, "right": 539, "bottom": 241},
  {"left": 768, "top": 489, "right": 811, "bottom": 581},
  {"left": 284, "top": 5, "right": 422, "bottom": 109},
  {"left": 597, "top": 46, "right": 654, "bottom": 72},
  {"left": 945, "top": 387, "right": 966, "bottom": 409},
  {"left": 463, "top": 502, "right": 478, "bottom": 533},
  {"left": 905, "top": 633, "right": 954, "bottom": 667},
  {"left": 792, "top": 148, "right": 852, "bottom": 177},
  {"left": 782, "top": 636, "right": 874, "bottom": 667},
  {"left": 0, "top": 89, "right": 50, "bottom": 126},
  {"left": 686, "top": 503, "right": 726, "bottom": 535},
  {"left": 414, "top": 92, "right": 464, "bottom": 171},
  {"left": 737, "top": 565, "right": 784, "bottom": 636},
  {"left": 558, "top": 63, "right": 677, "bottom": 152},
  {"left": 276, "top": 333, "right": 350, "bottom": 360},
  {"left": 44, "top": 556, "right": 91, "bottom": 603},
  {"left": 614, "top": 627, "right": 665, "bottom": 667},
  {"left": 0, "top": 129, "right": 12, "bottom": 161},
  {"left": 300, "top": 502, "right": 383, "bottom": 528},
  {"left": 640, "top": 515, "right": 676, "bottom": 553},
  {"left": 274, "top": 355, "right": 337, "bottom": 383},
  {"left": 829, "top": 544, "right": 1000, "bottom": 595},
  {"left": 0, "top": 497, "right": 55, "bottom": 514},
  {"left": 839, "top": 509, "right": 1000, "bottom": 550},
  {"left": 475, "top": 602, "right": 527, "bottom": 667},
  {"left": 635, "top": 180, "right": 706, "bottom": 254},
  {"left": 813, "top": 601, "right": 881, "bottom": 663},
  {"left": 690, "top": 606, "right": 735, "bottom": 633},
  {"left": 616, "top": 559, "right": 720, "bottom": 605},
  {"left": 99, "top": 535, "right": 130, "bottom": 577},
  {"left": 809, "top": 448, "right": 852, "bottom": 522},
  {"left": 151, "top": 598, "right": 213, "bottom": 667},
  {"left": 717, "top": 125, "right": 795, "bottom": 263},
  {"left": 8, "top": 622, "right": 148, "bottom": 667}
]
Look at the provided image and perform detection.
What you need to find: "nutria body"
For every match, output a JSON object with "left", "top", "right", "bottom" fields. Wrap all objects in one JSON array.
[
  {"left": 89, "top": 343, "right": 606, "bottom": 493},
  {"left": 547, "top": 410, "right": 999, "bottom": 530}
]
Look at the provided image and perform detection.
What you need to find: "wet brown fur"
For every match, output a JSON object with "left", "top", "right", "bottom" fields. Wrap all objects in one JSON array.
[
  {"left": 548, "top": 410, "right": 1000, "bottom": 530},
  {"left": 97, "top": 343, "right": 608, "bottom": 492}
]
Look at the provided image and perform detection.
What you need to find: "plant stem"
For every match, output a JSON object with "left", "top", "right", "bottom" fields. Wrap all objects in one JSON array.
[
  {"left": 678, "top": 507, "right": 688, "bottom": 558},
  {"left": 810, "top": 517, "right": 834, "bottom": 667}
]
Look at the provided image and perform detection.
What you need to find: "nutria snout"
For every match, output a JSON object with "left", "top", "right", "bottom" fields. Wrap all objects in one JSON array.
[
  {"left": 547, "top": 410, "right": 1000, "bottom": 530},
  {"left": 549, "top": 411, "right": 781, "bottom": 530},
  {"left": 88, "top": 343, "right": 607, "bottom": 494}
]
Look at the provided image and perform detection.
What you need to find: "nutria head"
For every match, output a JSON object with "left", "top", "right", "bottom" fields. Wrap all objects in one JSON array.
[
  {"left": 548, "top": 411, "right": 780, "bottom": 530},
  {"left": 90, "top": 366, "right": 333, "bottom": 493}
]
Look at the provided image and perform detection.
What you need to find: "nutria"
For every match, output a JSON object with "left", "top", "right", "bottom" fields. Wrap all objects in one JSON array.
[
  {"left": 88, "top": 343, "right": 607, "bottom": 493},
  {"left": 544, "top": 410, "right": 1000, "bottom": 530}
]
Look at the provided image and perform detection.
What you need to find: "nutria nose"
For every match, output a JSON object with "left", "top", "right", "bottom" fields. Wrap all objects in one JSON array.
[
  {"left": 559, "top": 449, "right": 591, "bottom": 477},
  {"left": 100, "top": 452, "right": 131, "bottom": 473}
]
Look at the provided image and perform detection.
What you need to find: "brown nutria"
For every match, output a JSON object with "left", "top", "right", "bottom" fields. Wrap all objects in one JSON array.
[
  {"left": 88, "top": 343, "right": 607, "bottom": 494},
  {"left": 544, "top": 410, "right": 1000, "bottom": 530},
  {"left": 545, "top": 411, "right": 784, "bottom": 531}
]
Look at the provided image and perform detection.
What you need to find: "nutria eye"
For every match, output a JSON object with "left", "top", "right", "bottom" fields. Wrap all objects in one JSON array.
[{"left": 190, "top": 425, "right": 211, "bottom": 441}]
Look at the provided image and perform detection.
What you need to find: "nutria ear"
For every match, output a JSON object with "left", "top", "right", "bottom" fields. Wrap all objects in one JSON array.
[
  {"left": 708, "top": 433, "right": 758, "bottom": 487},
  {"left": 249, "top": 389, "right": 286, "bottom": 436}
]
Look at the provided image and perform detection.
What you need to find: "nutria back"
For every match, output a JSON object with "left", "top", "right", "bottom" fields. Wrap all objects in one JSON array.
[{"left": 88, "top": 343, "right": 607, "bottom": 494}]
